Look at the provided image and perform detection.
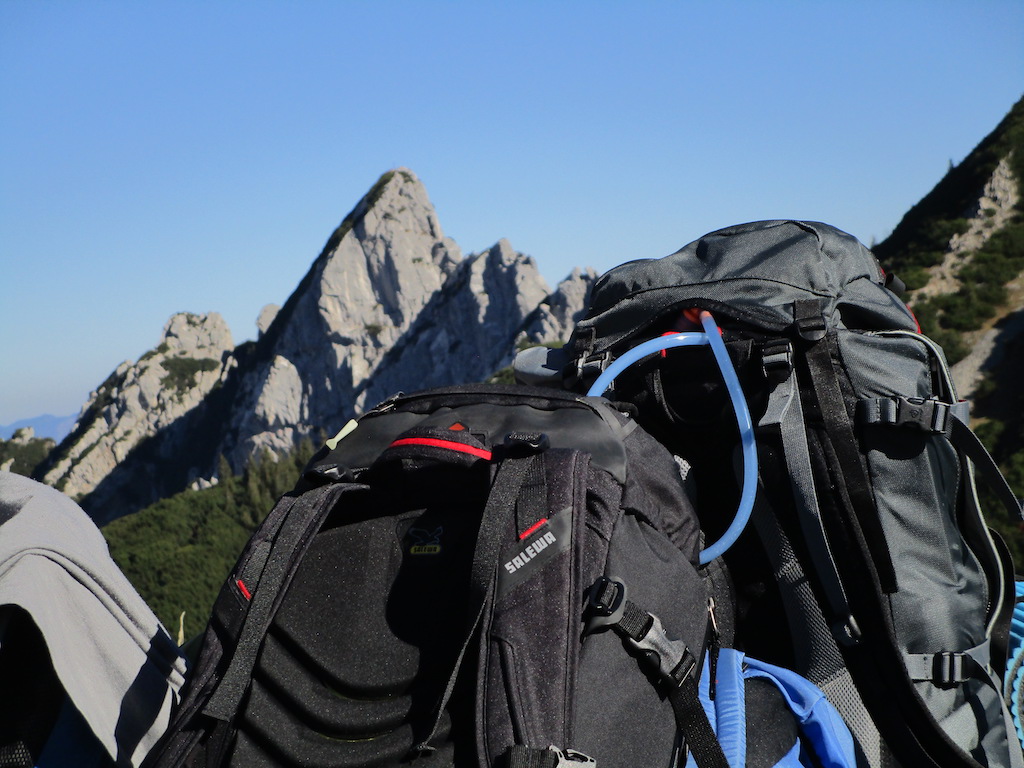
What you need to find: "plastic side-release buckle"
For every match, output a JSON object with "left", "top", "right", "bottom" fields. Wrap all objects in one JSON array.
[
  {"left": 629, "top": 612, "right": 698, "bottom": 687},
  {"left": 896, "top": 396, "right": 952, "bottom": 434},
  {"left": 858, "top": 396, "right": 961, "bottom": 436}
]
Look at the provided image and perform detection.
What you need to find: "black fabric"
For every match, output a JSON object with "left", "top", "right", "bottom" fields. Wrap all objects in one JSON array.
[
  {"left": 203, "top": 483, "right": 349, "bottom": 723},
  {"left": 744, "top": 679, "right": 800, "bottom": 768},
  {"left": 144, "top": 385, "right": 712, "bottom": 768},
  {"left": 0, "top": 609, "right": 65, "bottom": 767},
  {"left": 558, "top": 220, "right": 1022, "bottom": 768}
]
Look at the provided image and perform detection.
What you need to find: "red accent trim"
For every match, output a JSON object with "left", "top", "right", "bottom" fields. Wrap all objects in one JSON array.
[
  {"left": 389, "top": 437, "right": 492, "bottom": 460},
  {"left": 519, "top": 518, "right": 549, "bottom": 540},
  {"left": 659, "top": 330, "right": 677, "bottom": 358},
  {"left": 907, "top": 305, "right": 922, "bottom": 333},
  {"left": 236, "top": 579, "right": 252, "bottom": 601}
]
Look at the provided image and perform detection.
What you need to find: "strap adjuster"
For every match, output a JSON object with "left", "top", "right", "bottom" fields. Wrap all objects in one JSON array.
[
  {"left": 761, "top": 339, "right": 793, "bottom": 382},
  {"left": 584, "top": 576, "right": 627, "bottom": 632},
  {"left": 933, "top": 652, "right": 966, "bottom": 687}
]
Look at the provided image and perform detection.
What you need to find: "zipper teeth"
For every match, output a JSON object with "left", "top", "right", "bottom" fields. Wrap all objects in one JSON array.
[
  {"left": 866, "top": 329, "right": 958, "bottom": 402},
  {"left": 382, "top": 387, "right": 592, "bottom": 412}
]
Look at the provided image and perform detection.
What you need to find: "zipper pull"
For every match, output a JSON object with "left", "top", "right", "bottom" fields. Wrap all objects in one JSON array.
[{"left": 372, "top": 391, "right": 405, "bottom": 413}]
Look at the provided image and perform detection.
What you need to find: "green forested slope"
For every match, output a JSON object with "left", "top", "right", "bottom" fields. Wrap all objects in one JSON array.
[
  {"left": 102, "top": 442, "right": 316, "bottom": 636},
  {"left": 874, "top": 95, "right": 1024, "bottom": 561}
]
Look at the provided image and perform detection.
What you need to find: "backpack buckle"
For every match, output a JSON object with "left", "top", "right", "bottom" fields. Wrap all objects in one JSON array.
[
  {"left": 584, "top": 576, "right": 627, "bottom": 632},
  {"left": 761, "top": 339, "right": 793, "bottom": 382},
  {"left": 933, "top": 651, "right": 967, "bottom": 687},
  {"left": 896, "top": 397, "right": 948, "bottom": 434}
]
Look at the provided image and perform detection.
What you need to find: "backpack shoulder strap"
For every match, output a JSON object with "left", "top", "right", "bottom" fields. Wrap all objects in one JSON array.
[
  {"left": 415, "top": 435, "right": 548, "bottom": 754},
  {"left": 586, "top": 577, "right": 729, "bottom": 768},
  {"left": 202, "top": 482, "right": 352, "bottom": 722}
]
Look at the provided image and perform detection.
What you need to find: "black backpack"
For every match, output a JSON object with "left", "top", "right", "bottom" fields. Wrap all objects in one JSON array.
[
  {"left": 143, "top": 384, "right": 738, "bottom": 768},
  {"left": 552, "top": 220, "right": 1023, "bottom": 768}
]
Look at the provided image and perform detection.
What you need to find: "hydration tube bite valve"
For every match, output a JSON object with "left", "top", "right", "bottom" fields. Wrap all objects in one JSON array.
[{"left": 586, "top": 311, "right": 757, "bottom": 565}]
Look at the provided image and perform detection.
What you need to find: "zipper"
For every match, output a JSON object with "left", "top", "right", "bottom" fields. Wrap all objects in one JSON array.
[
  {"left": 372, "top": 384, "right": 597, "bottom": 414},
  {"left": 865, "top": 329, "right": 958, "bottom": 403}
]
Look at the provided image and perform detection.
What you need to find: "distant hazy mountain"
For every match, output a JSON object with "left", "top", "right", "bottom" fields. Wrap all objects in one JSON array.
[
  {"left": 1, "top": 414, "right": 76, "bottom": 442},
  {"left": 37, "top": 168, "right": 595, "bottom": 523}
]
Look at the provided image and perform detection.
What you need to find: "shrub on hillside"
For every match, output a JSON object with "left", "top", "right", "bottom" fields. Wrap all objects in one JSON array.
[{"left": 103, "top": 439, "right": 317, "bottom": 637}]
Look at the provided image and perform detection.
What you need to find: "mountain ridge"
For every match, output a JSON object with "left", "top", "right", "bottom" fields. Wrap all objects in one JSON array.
[{"left": 36, "top": 168, "right": 595, "bottom": 523}]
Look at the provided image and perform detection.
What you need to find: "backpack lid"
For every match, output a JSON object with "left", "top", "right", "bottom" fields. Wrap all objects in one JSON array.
[{"left": 569, "top": 220, "right": 917, "bottom": 365}]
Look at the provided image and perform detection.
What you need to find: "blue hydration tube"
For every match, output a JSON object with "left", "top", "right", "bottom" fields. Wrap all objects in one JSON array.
[{"left": 586, "top": 311, "right": 757, "bottom": 564}]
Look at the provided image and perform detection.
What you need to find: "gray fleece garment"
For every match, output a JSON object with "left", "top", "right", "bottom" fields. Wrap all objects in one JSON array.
[{"left": 0, "top": 471, "right": 187, "bottom": 767}]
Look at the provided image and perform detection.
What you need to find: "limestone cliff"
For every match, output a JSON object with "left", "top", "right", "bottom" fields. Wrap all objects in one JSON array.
[
  {"left": 38, "top": 313, "right": 233, "bottom": 499},
  {"left": 48, "top": 169, "right": 593, "bottom": 521}
]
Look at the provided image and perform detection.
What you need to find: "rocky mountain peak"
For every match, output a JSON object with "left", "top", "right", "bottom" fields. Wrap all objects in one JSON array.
[
  {"left": 38, "top": 170, "right": 596, "bottom": 521},
  {"left": 38, "top": 312, "right": 233, "bottom": 500}
]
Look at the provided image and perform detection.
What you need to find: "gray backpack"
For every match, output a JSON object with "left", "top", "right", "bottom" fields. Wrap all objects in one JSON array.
[{"left": 539, "top": 220, "right": 1023, "bottom": 768}]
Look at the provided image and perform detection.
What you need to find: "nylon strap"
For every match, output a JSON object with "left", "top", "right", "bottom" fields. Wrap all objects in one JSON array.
[
  {"left": 950, "top": 416, "right": 1024, "bottom": 523},
  {"left": 800, "top": 319, "right": 898, "bottom": 593},
  {"left": 746, "top": 491, "right": 886, "bottom": 764},
  {"left": 414, "top": 450, "right": 540, "bottom": 753},
  {"left": 588, "top": 581, "right": 729, "bottom": 768},
  {"left": 760, "top": 341, "right": 858, "bottom": 645},
  {"left": 501, "top": 745, "right": 595, "bottom": 767},
  {"left": 203, "top": 483, "right": 350, "bottom": 721},
  {"left": 502, "top": 745, "right": 560, "bottom": 768}
]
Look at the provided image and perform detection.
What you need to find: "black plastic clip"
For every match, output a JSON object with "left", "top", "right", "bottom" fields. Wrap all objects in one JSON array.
[
  {"left": 896, "top": 397, "right": 950, "bottom": 434},
  {"left": 629, "top": 612, "right": 698, "bottom": 687},
  {"left": 584, "top": 575, "right": 627, "bottom": 633},
  {"left": 501, "top": 432, "right": 551, "bottom": 460}
]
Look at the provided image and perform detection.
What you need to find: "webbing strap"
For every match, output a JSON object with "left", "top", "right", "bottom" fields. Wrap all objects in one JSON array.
[
  {"left": 760, "top": 342, "right": 858, "bottom": 645},
  {"left": 501, "top": 745, "right": 596, "bottom": 767},
  {"left": 503, "top": 746, "right": 560, "bottom": 768},
  {"left": 203, "top": 483, "right": 349, "bottom": 722},
  {"left": 950, "top": 416, "right": 1024, "bottom": 523},
  {"left": 801, "top": 321, "right": 898, "bottom": 593},
  {"left": 414, "top": 450, "right": 539, "bottom": 753},
  {"left": 587, "top": 579, "right": 729, "bottom": 768}
]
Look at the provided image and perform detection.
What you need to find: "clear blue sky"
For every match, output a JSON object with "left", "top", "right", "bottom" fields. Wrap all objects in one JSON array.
[{"left": 1, "top": 1, "right": 1022, "bottom": 427}]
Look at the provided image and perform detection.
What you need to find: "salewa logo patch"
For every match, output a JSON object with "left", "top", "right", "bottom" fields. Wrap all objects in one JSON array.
[
  {"left": 408, "top": 526, "right": 443, "bottom": 555},
  {"left": 504, "top": 530, "right": 557, "bottom": 574}
]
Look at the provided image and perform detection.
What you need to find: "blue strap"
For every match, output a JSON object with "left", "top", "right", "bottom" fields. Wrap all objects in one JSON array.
[
  {"left": 689, "top": 649, "right": 858, "bottom": 768},
  {"left": 743, "top": 656, "right": 857, "bottom": 768}
]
